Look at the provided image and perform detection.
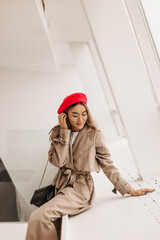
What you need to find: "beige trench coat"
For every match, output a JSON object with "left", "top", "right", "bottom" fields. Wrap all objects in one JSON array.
[
  {"left": 25, "top": 125, "right": 133, "bottom": 240},
  {"left": 48, "top": 125, "right": 132, "bottom": 212}
]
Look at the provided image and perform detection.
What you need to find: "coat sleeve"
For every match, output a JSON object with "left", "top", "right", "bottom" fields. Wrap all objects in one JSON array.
[
  {"left": 95, "top": 130, "right": 132, "bottom": 196},
  {"left": 48, "top": 128, "right": 71, "bottom": 168}
]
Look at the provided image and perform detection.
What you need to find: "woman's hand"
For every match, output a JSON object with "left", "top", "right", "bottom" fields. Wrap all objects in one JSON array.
[
  {"left": 129, "top": 188, "right": 155, "bottom": 196},
  {"left": 58, "top": 113, "right": 68, "bottom": 129}
]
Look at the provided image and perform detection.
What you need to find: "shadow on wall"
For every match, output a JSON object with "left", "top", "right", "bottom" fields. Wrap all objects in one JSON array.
[{"left": 0, "top": 158, "right": 19, "bottom": 221}]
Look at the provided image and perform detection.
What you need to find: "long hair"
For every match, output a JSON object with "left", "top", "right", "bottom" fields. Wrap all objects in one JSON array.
[{"left": 48, "top": 102, "right": 98, "bottom": 141}]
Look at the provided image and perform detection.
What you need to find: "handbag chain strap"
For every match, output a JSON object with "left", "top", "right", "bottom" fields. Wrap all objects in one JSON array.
[{"left": 39, "top": 160, "right": 49, "bottom": 189}]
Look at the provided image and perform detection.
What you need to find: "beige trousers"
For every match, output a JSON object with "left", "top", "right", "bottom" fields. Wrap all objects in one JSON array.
[{"left": 25, "top": 186, "right": 92, "bottom": 240}]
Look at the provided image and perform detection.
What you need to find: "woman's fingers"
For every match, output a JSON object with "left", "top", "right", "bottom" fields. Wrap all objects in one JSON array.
[
  {"left": 131, "top": 188, "right": 155, "bottom": 196},
  {"left": 58, "top": 113, "right": 67, "bottom": 122},
  {"left": 58, "top": 113, "right": 68, "bottom": 129},
  {"left": 58, "top": 112, "right": 66, "bottom": 119},
  {"left": 142, "top": 188, "right": 154, "bottom": 193}
]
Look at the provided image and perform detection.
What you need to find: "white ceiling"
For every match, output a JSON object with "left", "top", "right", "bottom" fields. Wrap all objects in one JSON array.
[
  {"left": 0, "top": 0, "right": 57, "bottom": 73},
  {"left": 0, "top": 0, "right": 91, "bottom": 73},
  {"left": 45, "top": 0, "right": 91, "bottom": 43}
]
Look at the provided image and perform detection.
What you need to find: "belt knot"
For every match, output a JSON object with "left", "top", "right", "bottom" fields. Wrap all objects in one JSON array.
[{"left": 61, "top": 167, "right": 90, "bottom": 176}]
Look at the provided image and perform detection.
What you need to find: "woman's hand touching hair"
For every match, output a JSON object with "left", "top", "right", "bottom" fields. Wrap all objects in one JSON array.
[
  {"left": 58, "top": 113, "right": 68, "bottom": 129},
  {"left": 128, "top": 188, "right": 155, "bottom": 196}
]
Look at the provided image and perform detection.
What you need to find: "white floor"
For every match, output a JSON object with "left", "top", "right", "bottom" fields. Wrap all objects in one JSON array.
[{"left": 0, "top": 138, "right": 160, "bottom": 240}]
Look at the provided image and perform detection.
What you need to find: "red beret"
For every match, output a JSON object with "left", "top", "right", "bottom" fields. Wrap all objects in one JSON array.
[{"left": 57, "top": 92, "right": 87, "bottom": 114}]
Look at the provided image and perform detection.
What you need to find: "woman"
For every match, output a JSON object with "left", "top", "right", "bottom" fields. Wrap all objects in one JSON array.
[{"left": 25, "top": 92, "right": 154, "bottom": 240}]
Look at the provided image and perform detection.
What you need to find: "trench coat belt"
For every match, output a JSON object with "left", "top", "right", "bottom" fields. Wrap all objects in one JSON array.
[{"left": 54, "top": 166, "right": 92, "bottom": 194}]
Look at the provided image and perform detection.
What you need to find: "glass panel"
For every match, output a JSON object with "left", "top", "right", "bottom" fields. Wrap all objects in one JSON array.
[
  {"left": 140, "top": 0, "right": 160, "bottom": 59},
  {"left": 0, "top": 129, "right": 57, "bottom": 222}
]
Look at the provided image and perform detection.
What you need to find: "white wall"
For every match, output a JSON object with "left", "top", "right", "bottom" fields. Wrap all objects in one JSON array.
[
  {"left": 0, "top": 66, "right": 84, "bottom": 129},
  {"left": 81, "top": 0, "right": 160, "bottom": 178},
  {"left": 141, "top": 0, "right": 160, "bottom": 59},
  {"left": 70, "top": 43, "right": 118, "bottom": 140}
]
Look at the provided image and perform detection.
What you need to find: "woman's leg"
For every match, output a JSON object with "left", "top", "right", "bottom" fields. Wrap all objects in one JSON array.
[{"left": 25, "top": 186, "right": 90, "bottom": 240}]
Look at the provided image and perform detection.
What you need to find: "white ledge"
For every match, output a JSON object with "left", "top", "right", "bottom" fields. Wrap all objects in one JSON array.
[{"left": 61, "top": 215, "right": 69, "bottom": 240}]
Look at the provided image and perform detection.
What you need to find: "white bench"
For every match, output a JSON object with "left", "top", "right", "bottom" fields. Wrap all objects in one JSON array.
[{"left": 63, "top": 171, "right": 160, "bottom": 240}]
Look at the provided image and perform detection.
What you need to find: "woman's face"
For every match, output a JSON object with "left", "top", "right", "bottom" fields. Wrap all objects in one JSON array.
[{"left": 68, "top": 104, "right": 88, "bottom": 132}]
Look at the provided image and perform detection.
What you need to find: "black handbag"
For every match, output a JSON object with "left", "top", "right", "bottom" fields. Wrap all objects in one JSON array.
[
  {"left": 30, "top": 184, "right": 55, "bottom": 207},
  {"left": 30, "top": 160, "right": 55, "bottom": 207}
]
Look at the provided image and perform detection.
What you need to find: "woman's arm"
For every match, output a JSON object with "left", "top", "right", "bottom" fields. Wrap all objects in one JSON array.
[
  {"left": 95, "top": 130, "right": 154, "bottom": 196},
  {"left": 95, "top": 130, "right": 132, "bottom": 196},
  {"left": 48, "top": 113, "right": 70, "bottom": 168},
  {"left": 48, "top": 128, "right": 71, "bottom": 168}
]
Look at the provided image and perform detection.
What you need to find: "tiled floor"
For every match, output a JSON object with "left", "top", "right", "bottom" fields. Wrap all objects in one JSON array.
[{"left": 108, "top": 138, "right": 160, "bottom": 226}]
